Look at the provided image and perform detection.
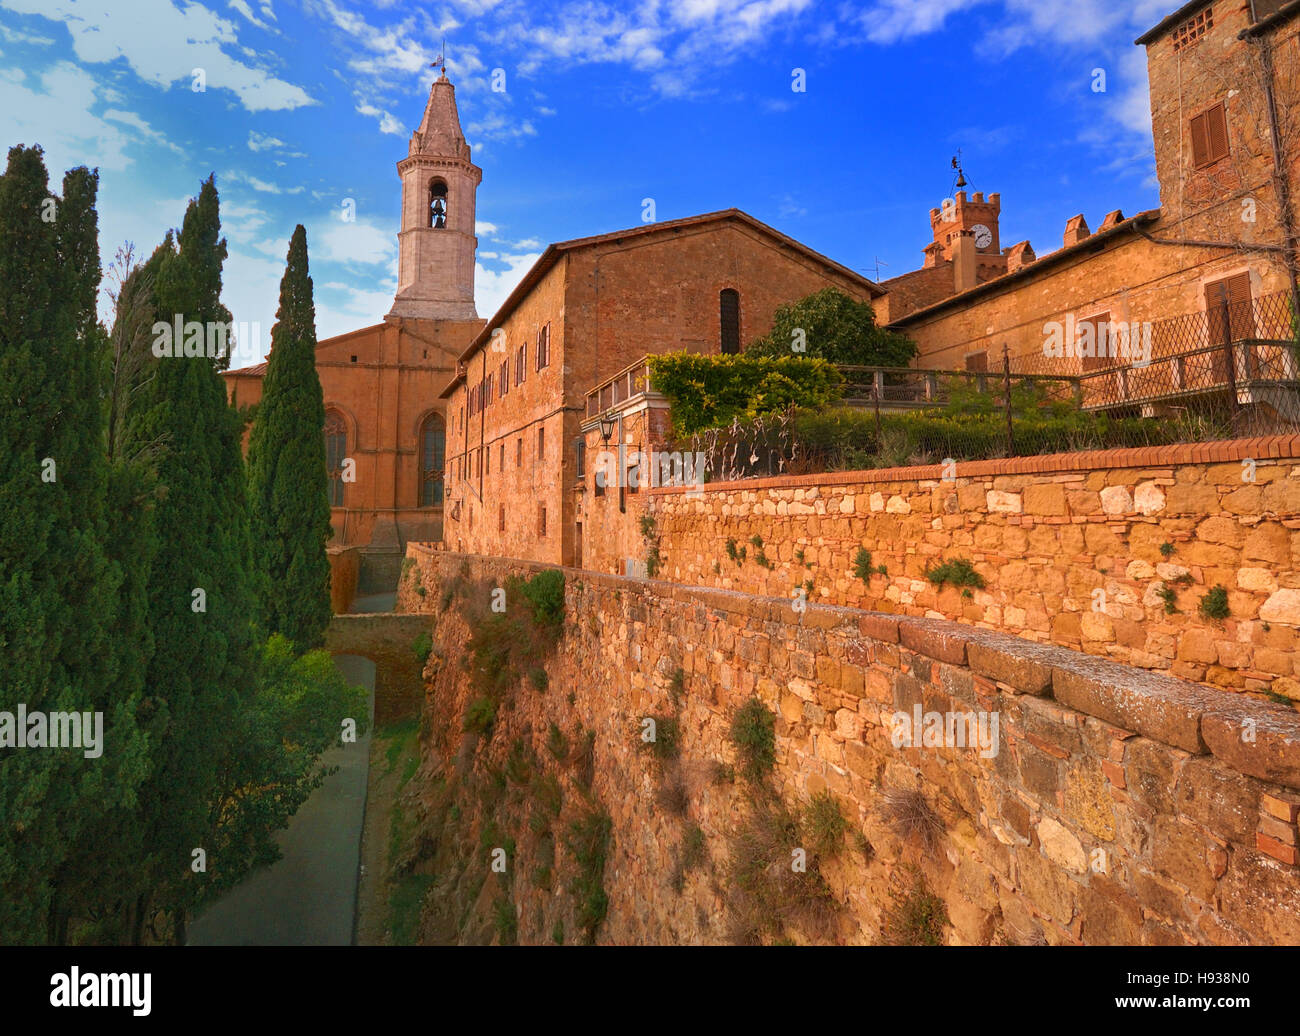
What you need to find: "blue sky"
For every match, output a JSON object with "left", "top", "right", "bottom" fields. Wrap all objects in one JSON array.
[{"left": 0, "top": 0, "right": 1175, "bottom": 367}]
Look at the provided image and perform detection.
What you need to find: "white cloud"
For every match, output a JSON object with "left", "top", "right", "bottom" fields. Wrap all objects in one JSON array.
[
  {"left": 1, "top": 0, "right": 315, "bottom": 111},
  {"left": 356, "top": 102, "right": 404, "bottom": 135},
  {"left": 229, "top": 0, "right": 272, "bottom": 30},
  {"left": 0, "top": 61, "right": 137, "bottom": 173},
  {"left": 475, "top": 219, "right": 499, "bottom": 235},
  {"left": 476, "top": 250, "right": 542, "bottom": 321},
  {"left": 102, "top": 108, "right": 184, "bottom": 154},
  {"left": 312, "top": 214, "right": 396, "bottom": 267},
  {"left": 247, "top": 129, "right": 284, "bottom": 151}
]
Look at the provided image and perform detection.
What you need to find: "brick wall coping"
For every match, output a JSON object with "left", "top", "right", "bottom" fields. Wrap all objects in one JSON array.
[
  {"left": 647, "top": 435, "right": 1300, "bottom": 496},
  {"left": 406, "top": 547, "right": 1300, "bottom": 791}
]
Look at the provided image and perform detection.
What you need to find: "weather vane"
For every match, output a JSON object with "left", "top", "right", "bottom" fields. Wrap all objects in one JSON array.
[
  {"left": 431, "top": 37, "right": 447, "bottom": 76},
  {"left": 951, "top": 150, "right": 969, "bottom": 193}
]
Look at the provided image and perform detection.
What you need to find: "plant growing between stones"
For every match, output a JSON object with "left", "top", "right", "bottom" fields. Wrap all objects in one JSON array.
[
  {"left": 493, "top": 898, "right": 518, "bottom": 945},
  {"left": 853, "top": 547, "right": 887, "bottom": 582},
  {"left": 804, "top": 791, "right": 848, "bottom": 858},
  {"left": 412, "top": 630, "right": 433, "bottom": 666},
  {"left": 730, "top": 697, "right": 777, "bottom": 780},
  {"left": 881, "top": 868, "right": 948, "bottom": 947},
  {"left": 725, "top": 793, "right": 839, "bottom": 944},
  {"left": 546, "top": 722, "right": 568, "bottom": 760},
  {"left": 924, "top": 558, "right": 985, "bottom": 592},
  {"left": 641, "top": 715, "right": 680, "bottom": 760},
  {"left": 881, "top": 786, "right": 944, "bottom": 851},
  {"left": 1160, "top": 541, "right": 1176, "bottom": 558},
  {"left": 564, "top": 807, "right": 612, "bottom": 944},
  {"left": 1156, "top": 584, "right": 1179, "bottom": 615},
  {"left": 1199, "top": 584, "right": 1230, "bottom": 621},
  {"left": 464, "top": 697, "right": 497, "bottom": 735}
]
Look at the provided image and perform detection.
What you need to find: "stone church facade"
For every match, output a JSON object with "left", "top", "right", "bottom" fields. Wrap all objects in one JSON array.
[{"left": 224, "top": 71, "right": 484, "bottom": 592}]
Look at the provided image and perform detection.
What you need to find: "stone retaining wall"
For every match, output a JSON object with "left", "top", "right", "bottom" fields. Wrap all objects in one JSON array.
[
  {"left": 646, "top": 437, "right": 1300, "bottom": 697},
  {"left": 400, "top": 545, "right": 1300, "bottom": 945}
]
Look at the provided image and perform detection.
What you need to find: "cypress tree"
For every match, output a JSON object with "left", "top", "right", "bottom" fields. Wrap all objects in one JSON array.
[
  {"left": 246, "top": 225, "right": 333, "bottom": 650},
  {"left": 126, "top": 176, "right": 259, "bottom": 942},
  {"left": 0, "top": 144, "right": 73, "bottom": 943}
]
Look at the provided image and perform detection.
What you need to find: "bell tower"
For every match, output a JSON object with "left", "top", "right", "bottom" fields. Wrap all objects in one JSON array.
[{"left": 387, "top": 68, "right": 480, "bottom": 322}]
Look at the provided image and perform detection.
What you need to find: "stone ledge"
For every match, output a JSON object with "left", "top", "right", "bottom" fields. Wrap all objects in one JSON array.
[
  {"left": 648, "top": 435, "right": 1300, "bottom": 497},
  {"left": 1050, "top": 655, "right": 1220, "bottom": 755},
  {"left": 1202, "top": 703, "right": 1300, "bottom": 791}
]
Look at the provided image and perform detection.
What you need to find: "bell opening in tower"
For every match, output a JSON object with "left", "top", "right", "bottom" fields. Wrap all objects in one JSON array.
[{"left": 429, "top": 178, "right": 448, "bottom": 228}]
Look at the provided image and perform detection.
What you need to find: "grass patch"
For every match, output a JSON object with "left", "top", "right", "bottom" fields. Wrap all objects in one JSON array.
[
  {"left": 881, "top": 869, "right": 949, "bottom": 946},
  {"left": 641, "top": 714, "right": 680, "bottom": 760},
  {"left": 924, "top": 557, "right": 985, "bottom": 591},
  {"left": 1157, "top": 584, "right": 1178, "bottom": 614},
  {"left": 725, "top": 793, "right": 839, "bottom": 945},
  {"left": 411, "top": 630, "right": 432, "bottom": 666},
  {"left": 730, "top": 697, "right": 776, "bottom": 780},
  {"left": 564, "top": 808, "right": 612, "bottom": 944},
  {"left": 387, "top": 874, "right": 434, "bottom": 946},
  {"left": 881, "top": 786, "right": 944, "bottom": 850},
  {"left": 804, "top": 791, "right": 848, "bottom": 859},
  {"left": 1199, "top": 584, "right": 1230, "bottom": 621},
  {"left": 464, "top": 697, "right": 497, "bottom": 735},
  {"left": 852, "top": 547, "right": 886, "bottom": 581},
  {"left": 493, "top": 898, "right": 518, "bottom": 946},
  {"left": 545, "top": 722, "right": 568, "bottom": 760}
]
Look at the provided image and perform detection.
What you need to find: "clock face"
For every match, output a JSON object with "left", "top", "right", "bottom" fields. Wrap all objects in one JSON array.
[{"left": 972, "top": 223, "right": 993, "bottom": 249}]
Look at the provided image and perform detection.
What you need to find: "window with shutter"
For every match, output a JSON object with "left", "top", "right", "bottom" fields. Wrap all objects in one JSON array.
[
  {"left": 1078, "top": 312, "right": 1112, "bottom": 371},
  {"left": 1205, "top": 273, "right": 1254, "bottom": 346},
  {"left": 1191, "top": 103, "right": 1229, "bottom": 167}
]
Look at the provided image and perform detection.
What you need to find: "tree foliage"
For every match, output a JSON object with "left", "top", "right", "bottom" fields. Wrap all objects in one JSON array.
[
  {"left": 746, "top": 287, "right": 917, "bottom": 368},
  {"left": 246, "top": 225, "right": 333, "bottom": 651},
  {"left": 646, "top": 352, "right": 842, "bottom": 435}
]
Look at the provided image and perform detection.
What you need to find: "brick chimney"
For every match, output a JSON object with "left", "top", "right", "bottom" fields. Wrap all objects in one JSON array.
[
  {"left": 1063, "top": 214, "right": 1091, "bottom": 248},
  {"left": 952, "top": 230, "right": 978, "bottom": 293},
  {"left": 1004, "top": 240, "right": 1036, "bottom": 274}
]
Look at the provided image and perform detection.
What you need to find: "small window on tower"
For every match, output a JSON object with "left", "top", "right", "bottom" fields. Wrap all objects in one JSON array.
[{"left": 429, "top": 179, "right": 448, "bottom": 228}]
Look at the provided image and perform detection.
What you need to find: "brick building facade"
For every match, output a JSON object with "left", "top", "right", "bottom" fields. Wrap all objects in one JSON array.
[
  {"left": 882, "top": 0, "right": 1300, "bottom": 398},
  {"left": 224, "top": 70, "right": 484, "bottom": 590},
  {"left": 439, "top": 211, "right": 885, "bottom": 568}
]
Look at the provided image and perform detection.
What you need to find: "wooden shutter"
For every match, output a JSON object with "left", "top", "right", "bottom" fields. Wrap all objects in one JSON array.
[
  {"left": 964, "top": 351, "right": 988, "bottom": 373},
  {"left": 1081, "top": 312, "right": 1111, "bottom": 371},
  {"left": 1190, "top": 110, "right": 1211, "bottom": 167},
  {"left": 1191, "top": 103, "right": 1229, "bottom": 167},
  {"left": 1207, "top": 103, "right": 1229, "bottom": 163}
]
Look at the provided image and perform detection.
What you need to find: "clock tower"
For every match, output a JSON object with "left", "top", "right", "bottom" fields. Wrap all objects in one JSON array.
[{"left": 924, "top": 190, "right": 1008, "bottom": 282}]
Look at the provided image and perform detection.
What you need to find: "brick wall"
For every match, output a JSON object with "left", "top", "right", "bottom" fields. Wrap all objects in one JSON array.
[
  {"left": 443, "top": 214, "right": 886, "bottom": 568},
  {"left": 396, "top": 548, "right": 1300, "bottom": 944},
  {"left": 644, "top": 437, "right": 1300, "bottom": 697}
]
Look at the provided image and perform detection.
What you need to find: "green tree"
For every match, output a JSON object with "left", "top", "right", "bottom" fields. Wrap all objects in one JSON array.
[
  {"left": 746, "top": 287, "right": 917, "bottom": 368},
  {"left": 203, "top": 635, "right": 369, "bottom": 899},
  {"left": 125, "top": 175, "right": 260, "bottom": 943},
  {"left": 246, "top": 225, "right": 333, "bottom": 650},
  {"left": 0, "top": 144, "right": 79, "bottom": 942}
]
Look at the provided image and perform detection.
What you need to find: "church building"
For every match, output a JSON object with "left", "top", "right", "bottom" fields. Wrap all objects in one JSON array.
[{"left": 224, "top": 69, "right": 484, "bottom": 593}]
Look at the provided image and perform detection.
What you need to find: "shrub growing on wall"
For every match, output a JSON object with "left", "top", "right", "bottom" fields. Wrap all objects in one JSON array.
[{"left": 647, "top": 352, "right": 843, "bottom": 435}]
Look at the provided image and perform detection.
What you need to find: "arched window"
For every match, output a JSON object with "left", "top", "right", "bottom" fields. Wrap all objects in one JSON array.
[
  {"left": 325, "top": 409, "right": 347, "bottom": 507},
  {"left": 720, "top": 288, "right": 740, "bottom": 354},
  {"left": 420, "top": 413, "right": 445, "bottom": 506},
  {"left": 429, "top": 179, "right": 448, "bottom": 229}
]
